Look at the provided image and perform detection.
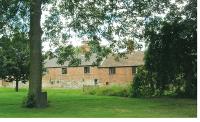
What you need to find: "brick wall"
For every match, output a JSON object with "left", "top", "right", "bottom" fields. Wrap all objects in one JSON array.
[
  {"left": 42, "top": 66, "right": 101, "bottom": 88},
  {"left": 42, "top": 66, "right": 136, "bottom": 88},
  {"left": 0, "top": 80, "right": 29, "bottom": 88},
  {"left": 0, "top": 66, "right": 136, "bottom": 88},
  {"left": 98, "top": 67, "right": 134, "bottom": 85}
]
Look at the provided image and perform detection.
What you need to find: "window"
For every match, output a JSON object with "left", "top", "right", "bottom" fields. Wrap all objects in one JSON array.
[
  {"left": 62, "top": 68, "right": 67, "bottom": 74},
  {"left": 109, "top": 67, "right": 116, "bottom": 75},
  {"left": 132, "top": 66, "right": 137, "bottom": 74},
  {"left": 84, "top": 66, "right": 90, "bottom": 74},
  {"left": 94, "top": 79, "right": 98, "bottom": 86}
]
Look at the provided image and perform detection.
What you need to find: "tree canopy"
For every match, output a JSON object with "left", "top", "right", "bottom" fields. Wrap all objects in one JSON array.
[
  {"left": 0, "top": 31, "right": 29, "bottom": 92},
  {"left": 133, "top": 0, "right": 197, "bottom": 98}
]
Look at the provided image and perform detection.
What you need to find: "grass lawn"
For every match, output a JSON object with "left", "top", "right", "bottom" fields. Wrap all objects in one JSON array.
[{"left": 0, "top": 88, "right": 197, "bottom": 118}]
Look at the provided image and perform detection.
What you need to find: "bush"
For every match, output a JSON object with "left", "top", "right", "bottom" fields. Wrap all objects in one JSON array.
[
  {"left": 132, "top": 66, "right": 156, "bottom": 97},
  {"left": 84, "top": 84, "right": 132, "bottom": 97},
  {"left": 132, "top": 66, "right": 197, "bottom": 98}
]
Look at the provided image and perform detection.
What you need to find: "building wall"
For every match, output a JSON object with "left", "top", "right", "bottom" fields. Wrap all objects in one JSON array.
[
  {"left": 98, "top": 67, "right": 134, "bottom": 85},
  {"left": 0, "top": 66, "right": 136, "bottom": 88},
  {"left": 42, "top": 66, "right": 101, "bottom": 88},
  {"left": 42, "top": 66, "right": 136, "bottom": 88}
]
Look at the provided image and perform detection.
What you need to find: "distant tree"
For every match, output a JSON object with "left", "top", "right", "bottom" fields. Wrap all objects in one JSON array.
[{"left": 0, "top": 32, "right": 29, "bottom": 92}]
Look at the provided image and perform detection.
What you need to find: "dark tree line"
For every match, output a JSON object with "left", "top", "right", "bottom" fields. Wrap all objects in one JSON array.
[{"left": 133, "top": 0, "right": 197, "bottom": 98}]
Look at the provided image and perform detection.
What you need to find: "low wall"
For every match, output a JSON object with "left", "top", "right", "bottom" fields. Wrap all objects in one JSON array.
[
  {"left": 0, "top": 80, "right": 29, "bottom": 88},
  {"left": 0, "top": 79, "right": 126, "bottom": 89},
  {"left": 42, "top": 79, "right": 103, "bottom": 89}
]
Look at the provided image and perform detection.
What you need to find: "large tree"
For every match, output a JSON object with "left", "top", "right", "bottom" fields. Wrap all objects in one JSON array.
[
  {"left": 1, "top": 0, "right": 48, "bottom": 107},
  {"left": 0, "top": 32, "right": 29, "bottom": 92},
  {"left": 26, "top": 0, "right": 48, "bottom": 108},
  {"left": 42, "top": 0, "right": 173, "bottom": 69},
  {"left": 142, "top": 0, "right": 197, "bottom": 97},
  {"left": 42, "top": 0, "right": 172, "bottom": 53}
]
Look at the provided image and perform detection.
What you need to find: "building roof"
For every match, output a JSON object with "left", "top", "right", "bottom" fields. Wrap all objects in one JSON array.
[
  {"left": 44, "top": 53, "right": 97, "bottom": 68},
  {"left": 44, "top": 51, "right": 144, "bottom": 68},
  {"left": 99, "top": 51, "right": 144, "bottom": 67}
]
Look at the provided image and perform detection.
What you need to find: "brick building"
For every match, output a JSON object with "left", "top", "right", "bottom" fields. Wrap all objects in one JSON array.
[{"left": 42, "top": 51, "right": 144, "bottom": 88}]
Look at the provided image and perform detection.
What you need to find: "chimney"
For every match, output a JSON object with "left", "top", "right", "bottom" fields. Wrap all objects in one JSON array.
[{"left": 81, "top": 40, "right": 90, "bottom": 53}]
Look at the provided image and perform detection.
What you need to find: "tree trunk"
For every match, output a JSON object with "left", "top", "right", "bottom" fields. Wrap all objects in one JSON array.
[
  {"left": 27, "top": 0, "right": 47, "bottom": 108},
  {"left": 15, "top": 80, "right": 19, "bottom": 92}
]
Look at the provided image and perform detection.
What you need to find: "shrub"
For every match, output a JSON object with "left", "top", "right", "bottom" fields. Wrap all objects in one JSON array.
[
  {"left": 132, "top": 66, "right": 156, "bottom": 97},
  {"left": 132, "top": 66, "right": 197, "bottom": 98},
  {"left": 84, "top": 84, "right": 132, "bottom": 97}
]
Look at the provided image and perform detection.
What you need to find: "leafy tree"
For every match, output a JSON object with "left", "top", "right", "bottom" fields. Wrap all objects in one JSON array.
[
  {"left": 53, "top": 37, "right": 112, "bottom": 67},
  {"left": 1, "top": 0, "right": 49, "bottom": 107},
  {"left": 85, "top": 37, "right": 112, "bottom": 66},
  {"left": 0, "top": 32, "right": 29, "bottom": 92},
  {"left": 49, "top": 34, "right": 112, "bottom": 67},
  {"left": 43, "top": 0, "right": 172, "bottom": 53},
  {"left": 141, "top": 0, "right": 197, "bottom": 97},
  {"left": 55, "top": 45, "right": 81, "bottom": 66},
  {"left": 0, "top": 0, "right": 30, "bottom": 35}
]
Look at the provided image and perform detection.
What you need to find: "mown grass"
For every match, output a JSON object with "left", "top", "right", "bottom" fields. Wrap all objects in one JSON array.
[{"left": 0, "top": 87, "right": 197, "bottom": 118}]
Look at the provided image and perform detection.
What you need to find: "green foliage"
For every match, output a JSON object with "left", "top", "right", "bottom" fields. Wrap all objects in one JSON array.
[
  {"left": 132, "top": 66, "right": 156, "bottom": 97},
  {"left": 84, "top": 84, "right": 132, "bottom": 97},
  {"left": 0, "top": 31, "right": 29, "bottom": 84},
  {"left": 54, "top": 38, "right": 112, "bottom": 66},
  {"left": 43, "top": 0, "right": 172, "bottom": 53},
  {"left": 55, "top": 45, "right": 81, "bottom": 66},
  {"left": 0, "top": 0, "right": 30, "bottom": 35},
  {"left": 141, "top": 0, "right": 197, "bottom": 98},
  {"left": 87, "top": 38, "right": 111, "bottom": 66}
]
